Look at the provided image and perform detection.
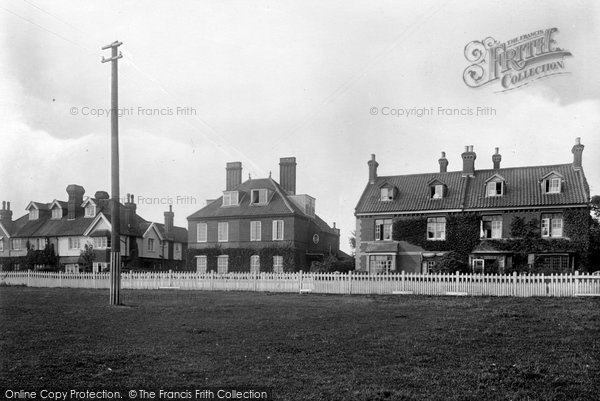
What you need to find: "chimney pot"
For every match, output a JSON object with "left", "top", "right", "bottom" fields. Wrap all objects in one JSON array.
[
  {"left": 2, "top": 201, "right": 5, "bottom": 210},
  {"left": 7, "top": 202, "right": 10, "bottom": 210}
]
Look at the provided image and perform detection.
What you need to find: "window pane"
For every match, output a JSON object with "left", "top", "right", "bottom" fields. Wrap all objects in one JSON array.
[
  {"left": 197, "top": 223, "right": 207, "bottom": 242},
  {"left": 250, "top": 255, "right": 260, "bottom": 273},
  {"left": 272, "top": 220, "right": 283, "bottom": 240},
  {"left": 197, "top": 256, "right": 207, "bottom": 273},
  {"left": 218, "top": 222, "right": 228, "bottom": 242},
  {"left": 273, "top": 256, "right": 283, "bottom": 273},
  {"left": 551, "top": 218, "right": 563, "bottom": 237},
  {"left": 217, "top": 256, "right": 228, "bottom": 274}
]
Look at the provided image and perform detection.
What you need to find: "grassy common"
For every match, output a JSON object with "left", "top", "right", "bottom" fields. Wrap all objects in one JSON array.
[{"left": 0, "top": 287, "right": 599, "bottom": 401}]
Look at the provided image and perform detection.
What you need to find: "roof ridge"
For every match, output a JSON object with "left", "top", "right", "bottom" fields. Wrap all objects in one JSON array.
[
  {"left": 268, "top": 177, "right": 296, "bottom": 214},
  {"left": 377, "top": 162, "right": 574, "bottom": 179}
]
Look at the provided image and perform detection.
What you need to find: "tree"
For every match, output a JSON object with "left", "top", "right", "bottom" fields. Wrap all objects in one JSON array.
[
  {"left": 80, "top": 243, "right": 96, "bottom": 272},
  {"left": 348, "top": 230, "right": 356, "bottom": 256},
  {"left": 589, "top": 195, "right": 600, "bottom": 271},
  {"left": 591, "top": 195, "right": 600, "bottom": 219}
]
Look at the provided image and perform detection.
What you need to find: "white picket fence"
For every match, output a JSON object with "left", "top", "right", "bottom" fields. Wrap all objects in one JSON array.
[{"left": 2, "top": 270, "right": 600, "bottom": 297}]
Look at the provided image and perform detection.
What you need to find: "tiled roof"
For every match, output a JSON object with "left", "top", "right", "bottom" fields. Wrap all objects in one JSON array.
[
  {"left": 13, "top": 216, "right": 92, "bottom": 237},
  {"left": 188, "top": 178, "right": 298, "bottom": 219},
  {"left": 142, "top": 222, "right": 188, "bottom": 243},
  {"left": 188, "top": 177, "right": 338, "bottom": 235},
  {"left": 28, "top": 202, "right": 49, "bottom": 210},
  {"left": 356, "top": 163, "right": 589, "bottom": 214},
  {"left": 6, "top": 199, "right": 188, "bottom": 240}
]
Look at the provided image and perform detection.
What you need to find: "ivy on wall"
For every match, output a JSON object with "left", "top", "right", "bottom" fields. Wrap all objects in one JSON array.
[
  {"left": 392, "top": 208, "right": 592, "bottom": 272},
  {"left": 392, "top": 214, "right": 480, "bottom": 259},
  {"left": 187, "top": 243, "right": 298, "bottom": 272}
]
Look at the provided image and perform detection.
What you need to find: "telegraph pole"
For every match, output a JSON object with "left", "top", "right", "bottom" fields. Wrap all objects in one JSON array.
[{"left": 101, "top": 41, "right": 123, "bottom": 305}]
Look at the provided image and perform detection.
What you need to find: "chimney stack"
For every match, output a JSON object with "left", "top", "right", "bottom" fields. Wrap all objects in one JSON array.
[
  {"left": 95, "top": 191, "right": 110, "bottom": 208},
  {"left": 124, "top": 193, "right": 137, "bottom": 229},
  {"left": 225, "top": 162, "right": 242, "bottom": 191},
  {"left": 572, "top": 137, "right": 584, "bottom": 170},
  {"left": 461, "top": 145, "right": 476, "bottom": 177},
  {"left": 438, "top": 151, "right": 448, "bottom": 173},
  {"left": 368, "top": 154, "right": 379, "bottom": 184},
  {"left": 0, "top": 200, "right": 12, "bottom": 223},
  {"left": 492, "top": 147, "right": 502, "bottom": 170},
  {"left": 164, "top": 205, "right": 174, "bottom": 233},
  {"left": 66, "top": 185, "right": 85, "bottom": 220},
  {"left": 279, "top": 157, "right": 297, "bottom": 195}
]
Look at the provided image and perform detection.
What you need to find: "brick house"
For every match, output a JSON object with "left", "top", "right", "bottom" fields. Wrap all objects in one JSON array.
[
  {"left": 354, "top": 139, "right": 590, "bottom": 274},
  {"left": 187, "top": 157, "right": 341, "bottom": 272},
  {"left": 0, "top": 186, "right": 187, "bottom": 272}
]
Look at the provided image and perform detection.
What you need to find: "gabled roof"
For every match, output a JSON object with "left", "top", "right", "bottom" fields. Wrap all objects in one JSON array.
[
  {"left": 25, "top": 201, "right": 49, "bottom": 211},
  {"left": 540, "top": 170, "right": 564, "bottom": 181},
  {"left": 484, "top": 173, "right": 506, "bottom": 183},
  {"left": 153, "top": 222, "right": 188, "bottom": 243},
  {"left": 356, "top": 163, "right": 589, "bottom": 214},
  {"left": 4, "top": 191, "right": 188, "bottom": 241},
  {"left": 49, "top": 200, "right": 68, "bottom": 210},
  {"left": 188, "top": 177, "right": 338, "bottom": 235},
  {"left": 81, "top": 198, "right": 97, "bottom": 207},
  {"left": 188, "top": 178, "right": 300, "bottom": 219},
  {"left": 355, "top": 170, "right": 467, "bottom": 214}
]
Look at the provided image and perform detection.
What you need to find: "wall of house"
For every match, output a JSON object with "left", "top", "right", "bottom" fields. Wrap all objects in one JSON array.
[
  {"left": 355, "top": 215, "right": 391, "bottom": 271},
  {"left": 139, "top": 228, "right": 162, "bottom": 259},
  {"left": 173, "top": 242, "right": 183, "bottom": 260},
  {"left": 355, "top": 207, "right": 586, "bottom": 272},
  {"left": 57, "top": 236, "right": 90, "bottom": 256},
  {"left": 188, "top": 216, "right": 297, "bottom": 250}
]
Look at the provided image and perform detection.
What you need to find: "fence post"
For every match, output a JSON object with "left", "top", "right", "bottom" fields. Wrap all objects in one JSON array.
[
  {"left": 455, "top": 271, "right": 459, "bottom": 293},
  {"left": 348, "top": 270, "right": 352, "bottom": 295},
  {"left": 59, "top": 271, "right": 62, "bottom": 288},
  {"left": 574, "top": 270, "right": 579, "bottom": 296},
  {"left": 27, "top": 269, "right": 31, "bottom": 287},
  {"left": 512, "top": 271, "right": 517, "bottom": 297},
  {"left": 401, "top": 270, "right": 405, "bottom": 291},
  {"left": 168, "top": 269, "right": 173, "bottom": 287}
]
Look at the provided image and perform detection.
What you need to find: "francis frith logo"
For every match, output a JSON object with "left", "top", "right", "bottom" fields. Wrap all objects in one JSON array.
[{"left": 463, "top": 28, "right": 572, "bottom": 92}]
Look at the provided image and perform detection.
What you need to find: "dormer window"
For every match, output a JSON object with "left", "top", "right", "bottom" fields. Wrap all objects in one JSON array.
[
  {"left": 379, "top": 185, "right": 397, "bottom": 201},
  {"left": 29, "top": 209, "right": 39, "bottom": 220},
  {"left": 486, "top": 181, "right": 504, "bottom": 197},
  {"left": 541, "top": 171, "right": 563, "bottom": 194},
  {"left": 485, "top": 174, "right": 505, "bottom": 197},
  {"left": 85, "top": 205, "right": 96, "bottom": 218},
  {"left": 51, "top": 207, "right": 62, "bottom": 219},
  {"left": 545, "top": 178, "right": 561, "bottom": 194},
  {"left": 430, "top": 185, "right": 444, "bottom": 199},
  {"left": 427, "top": 179, "right": 447, "bottom": 199},
  {"left": 250, "top": 189, "right": 268, "bottom": 205},
  {"left": 222, "top": 191, "right": 239, "bottom": 207}
]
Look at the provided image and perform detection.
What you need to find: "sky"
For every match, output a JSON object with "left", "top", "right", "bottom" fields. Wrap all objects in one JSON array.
[{"left": 0, "top": 0, "right": 599, "bottom": 254}]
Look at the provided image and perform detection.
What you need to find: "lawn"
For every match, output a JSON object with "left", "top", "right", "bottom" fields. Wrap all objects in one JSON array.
[{"left": 1, "top": 287, "right": 599, "bottom": 401}]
